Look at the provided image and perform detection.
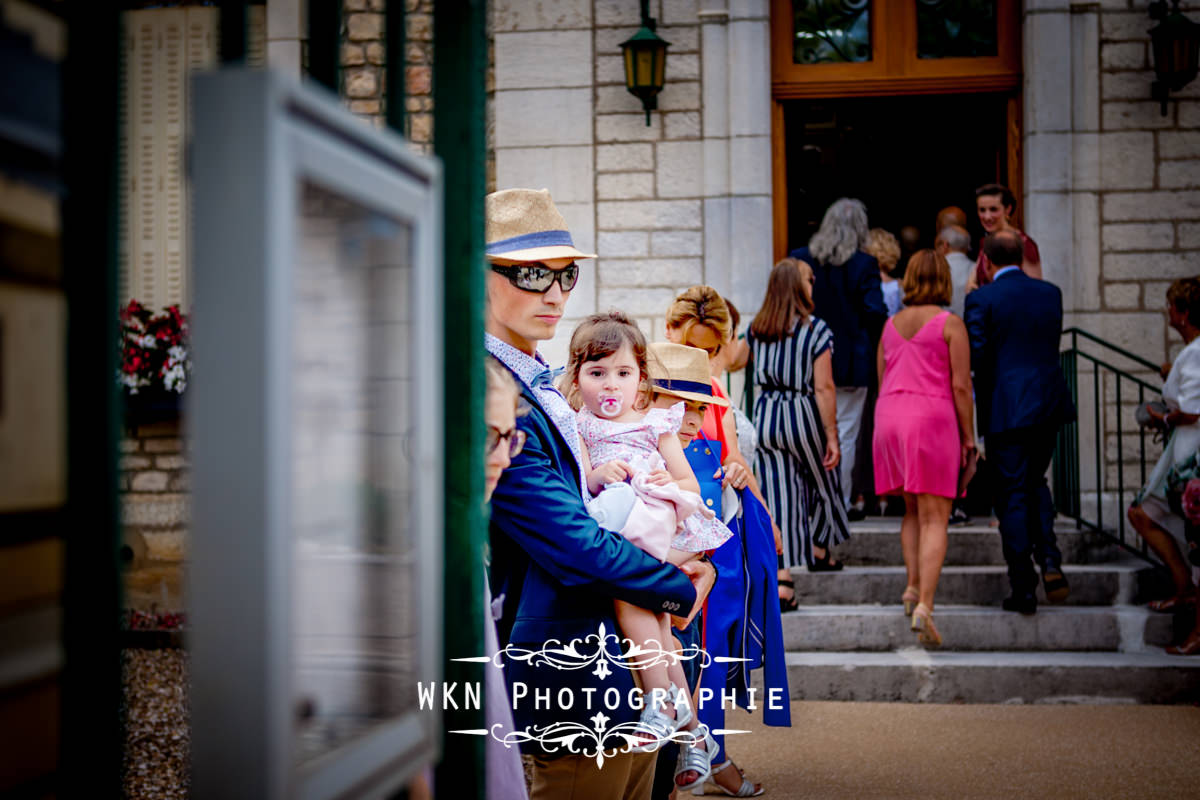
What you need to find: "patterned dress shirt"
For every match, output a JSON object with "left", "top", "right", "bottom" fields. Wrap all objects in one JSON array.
[{"left": 485, "top": 333, "right": 587, "bottom": 497}]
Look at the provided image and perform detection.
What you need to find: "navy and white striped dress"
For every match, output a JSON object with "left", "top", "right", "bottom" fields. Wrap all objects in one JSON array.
[{"left": 749, "top": 316, "right": 850, "bottom": 568}]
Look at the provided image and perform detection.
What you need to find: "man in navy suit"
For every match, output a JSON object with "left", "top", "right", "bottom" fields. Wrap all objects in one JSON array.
[
  {"left": 965, "top": 230, "right": 1076, "bottom": 615},
  {"left": 483, "top": 188, "right": 713, "bottom": 799}
]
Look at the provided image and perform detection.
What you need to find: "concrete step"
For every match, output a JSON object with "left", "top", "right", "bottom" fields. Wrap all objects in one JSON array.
[
  {"left": 782, "top": 650, "right": 1200, "bottom": 703},
  {"left": 786, "top": 561, "right": 1164, "bottom": 607},
  {"left": 836, "top": 522, "right": 1120, "bottom": 566},
  {"left": 780, "top": 604, "right": 1176, "bottom": 652}
]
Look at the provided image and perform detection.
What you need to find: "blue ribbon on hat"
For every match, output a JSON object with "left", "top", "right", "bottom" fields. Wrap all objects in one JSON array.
[
  {"left": 653, "top": 378, "right": 714, "bottom": 397},
  {"left": 487, "top": 230, "right": 576, "bottom": 256}
]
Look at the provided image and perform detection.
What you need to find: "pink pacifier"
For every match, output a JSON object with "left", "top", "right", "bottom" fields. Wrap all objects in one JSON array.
[{"left": 597, "top": 391, "right": 624, "bottom": 418}]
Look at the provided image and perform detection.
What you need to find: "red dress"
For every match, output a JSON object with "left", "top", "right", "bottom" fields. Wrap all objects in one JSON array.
[
  {"left": 974, "top": 230, "right": 1040, "bottom": 287},
  {"left": 701, "top": 379, "right": 730, "bottom": 462},
  {"left": 873, "top": 311, "right": 961, "bottom": 498}
]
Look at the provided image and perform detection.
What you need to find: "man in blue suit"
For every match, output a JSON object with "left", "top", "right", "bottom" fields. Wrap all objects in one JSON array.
[
  {"left": 484, "top": 188, "right": 713, "bottom": 798},
  {"left": 965, "top": 230, "right": 1076, "bottom": 615}
]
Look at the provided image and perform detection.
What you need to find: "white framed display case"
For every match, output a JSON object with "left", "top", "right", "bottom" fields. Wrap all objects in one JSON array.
[{"left": 188, "top": 69, "right": 443, "bottom": 800}]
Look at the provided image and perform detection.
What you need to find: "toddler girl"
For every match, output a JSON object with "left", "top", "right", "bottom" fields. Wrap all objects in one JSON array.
[{"left": 561, "top": 312, "right": 733, "bottom": 761}]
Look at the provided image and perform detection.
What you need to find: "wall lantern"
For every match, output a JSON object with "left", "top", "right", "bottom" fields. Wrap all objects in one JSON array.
[
  {"left": 1149, "top": 0, "right": 1200, "bottom": 115},
  {"left": 620, "top": 0, "right": 670, "bottom": 126}
]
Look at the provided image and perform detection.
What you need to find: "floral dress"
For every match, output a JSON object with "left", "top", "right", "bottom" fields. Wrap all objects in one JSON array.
[{"left": 577, "top": 401, "right": 733, "bottom": 553}]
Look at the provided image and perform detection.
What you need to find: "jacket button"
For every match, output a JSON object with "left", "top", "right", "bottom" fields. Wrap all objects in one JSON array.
[
  {"left": 704, "top": 448, "right": 711, "bottom": 455},
  {"left": 706, "top": 498, "right": 714, "bottom": 507}
]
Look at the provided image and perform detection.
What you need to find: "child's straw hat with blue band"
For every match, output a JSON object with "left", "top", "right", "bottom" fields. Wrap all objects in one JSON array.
[
  {"left": 485, "top": 188, "right": 597, "bottom": 263},
  {"left": 647, "top": 342, "right": 730, "bottom": 408}
]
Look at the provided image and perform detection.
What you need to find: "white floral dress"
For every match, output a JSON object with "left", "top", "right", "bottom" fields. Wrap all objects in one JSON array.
[{"left": 577, "top": 401, "right": 734, "bottom": 553}]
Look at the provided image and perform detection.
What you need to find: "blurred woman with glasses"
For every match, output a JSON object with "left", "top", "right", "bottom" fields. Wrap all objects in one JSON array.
[{"left": 483, "top": 355, "right": 529, "bottom": 800}]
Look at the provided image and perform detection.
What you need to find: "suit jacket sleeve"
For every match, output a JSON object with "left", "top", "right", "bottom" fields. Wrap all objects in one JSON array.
[
  {"left": 857, "top": 254, "right": 888, "bottom": 343},
  {"left": 963, "top": 290, "right": 992, "bottom": 422},
  {"left": 964, "top": 290, "right": 987, "bottom": 368},
  {"left": 488, "top": 418, "right": 697, "bottom": 614}
]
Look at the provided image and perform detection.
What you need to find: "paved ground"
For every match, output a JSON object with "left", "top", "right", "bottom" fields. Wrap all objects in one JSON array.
[{"left": 699, "top": 700, "right": 1200, "bottom": 799}]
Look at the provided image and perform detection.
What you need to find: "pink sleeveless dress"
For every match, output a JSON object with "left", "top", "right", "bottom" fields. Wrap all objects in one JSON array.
[{"left": 872, "top": 310, "right": 961, "bottom": 499}]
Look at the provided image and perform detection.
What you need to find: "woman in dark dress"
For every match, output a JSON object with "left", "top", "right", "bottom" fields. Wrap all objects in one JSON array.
[{"left": 748, "top": 258, "right": 849, "bottom": 572}]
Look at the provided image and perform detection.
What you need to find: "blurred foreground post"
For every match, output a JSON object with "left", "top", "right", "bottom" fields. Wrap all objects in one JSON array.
[{"left": 433, "top": 0, "right": 488, "bottom": 797}]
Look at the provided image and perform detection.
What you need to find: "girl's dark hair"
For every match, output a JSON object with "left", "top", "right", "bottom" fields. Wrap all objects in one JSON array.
[
  {"left": 749, "top": 258, "right": 814, "bottom": 342},
  {"left": 560, "top": 310, "right": 652, "bottom": 411},
  {"left": 975, "top": 182, "right": 1016, "bottom": 210}
]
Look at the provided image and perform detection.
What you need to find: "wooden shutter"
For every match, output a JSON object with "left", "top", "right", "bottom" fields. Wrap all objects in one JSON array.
[
  {"left": 161, "top": 10, "right": 186, "bottom": 309},
  {"left": 246, "top": 5, "right": 266, "bottom": 68},
  {"left": 119, "top": 7, "right": 218, "bottom": 312},
  {"left": 124, "top": 10, "right": 163, "bottom": 309}
]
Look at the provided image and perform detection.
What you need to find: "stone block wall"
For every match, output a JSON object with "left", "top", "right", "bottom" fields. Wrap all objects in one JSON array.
[
  {"left": 120, "top": 419, "right": 189, "bottom": 612},
  {"left": 492, "top": 0, "right": 773, "bottom": 366},
  {"left": 339, "top": 0, "right": 434, "bottom": 154},
  {"left": 1024, "top": 0, "right": 1200, "bottom": 499},
  {"left": 593, "top": 0, "right": 707, "bottom": 348},
  {"left": 1095, "top": 0, "right": 1200, "bottom": 364},
  {"left": 1026, "top": 1, "right": 1200, "bottom": 363}
]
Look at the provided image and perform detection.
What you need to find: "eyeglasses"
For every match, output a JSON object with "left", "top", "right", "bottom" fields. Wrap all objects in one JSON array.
[
  {"left": 486, "top": 425, "right": 526, "bottom": 458},
  {"left": 489, "top": 262, "right": 579, "bottom": 294}
]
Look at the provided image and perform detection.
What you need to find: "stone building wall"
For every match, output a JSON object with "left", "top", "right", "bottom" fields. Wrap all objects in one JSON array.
[
  {"left": 120, "top": 419, "right": 188, "bottom": 612},
  {"left": 1022, "top": 0, "right": 1200, "bottom": 506},
  {"left": 340, "top": 0, "right": 434, "bottom": 154},
  {"left": 1025, "top": 0, "right": 1200, "bottom": 360},
  {"left": 1094, "top": 0, "right": 1200, "bottom": 358},
  {"left": 493, "top": 0, "right": 773, "bottom": 367}
]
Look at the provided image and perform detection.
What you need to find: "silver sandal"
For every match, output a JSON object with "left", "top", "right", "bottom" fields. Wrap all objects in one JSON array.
[
  {"left": 705, "top": 759, "right": 764, "bottom": 797},
  {"left": 629, "top": 683, "right": 691, "bottom": 753},
  {"left": 674, "top": 726, "right": 717, "bottom": 790}
]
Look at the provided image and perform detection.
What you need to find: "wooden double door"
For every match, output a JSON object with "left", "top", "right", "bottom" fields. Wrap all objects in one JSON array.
[{"left": 771, "top": 0, "right": 1023, "bottom": 259}]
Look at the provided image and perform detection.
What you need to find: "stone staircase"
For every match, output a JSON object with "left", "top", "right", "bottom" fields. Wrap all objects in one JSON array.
[{"left": 781, "top": 519, "right": 1200, "bottom": 703}]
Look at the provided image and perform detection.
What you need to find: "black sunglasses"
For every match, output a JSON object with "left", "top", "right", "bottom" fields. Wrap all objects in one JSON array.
[
  {"left": 489, "top": 262, "right": 579, "bottom": 293},
  {"left": 486, "top": 425, "right": 526, "bottom": 458}
]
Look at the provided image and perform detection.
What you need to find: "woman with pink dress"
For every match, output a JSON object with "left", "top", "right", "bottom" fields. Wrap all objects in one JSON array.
[{"left": 872, "top": 250, "right": 976, "bottom": 647}]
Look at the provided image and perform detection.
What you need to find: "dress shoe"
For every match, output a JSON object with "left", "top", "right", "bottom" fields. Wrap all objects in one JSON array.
[
  {"left": 1002, "top": 594, "right": 1037, "bottom": 615},
  {"left": 1042, "top": 570, "right": 1069, "bottom": 604}
]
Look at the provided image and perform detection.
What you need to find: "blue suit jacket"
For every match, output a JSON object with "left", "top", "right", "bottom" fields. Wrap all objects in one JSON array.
[
  {"left": 790, "top": 246, "right": 887, "bottom": 387},
  {"left": 964, "top": 269, "right": 1075, "bottom": 437},
  {"left": 487, "top": 374, "right": 697, "bottom": 738}
]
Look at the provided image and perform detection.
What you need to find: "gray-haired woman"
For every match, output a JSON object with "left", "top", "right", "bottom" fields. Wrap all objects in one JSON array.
[{"left": 790, "top": 199, "right": 888, "bottom": 546}]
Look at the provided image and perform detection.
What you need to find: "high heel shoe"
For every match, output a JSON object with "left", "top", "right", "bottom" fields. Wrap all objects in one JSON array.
[
  {"left": 910, "top": 603, "right": 942, "bottom": 648},
  {"left": 778, "top": 578, "right": 800, "bottom": 613},
  {"left": 901, "top": 586, "right": 919, "bottom": 617},
  {"left": 1166, "top": 630, "right": 1200, "bottom": 655},
  {"left": 807, "top": 548, "right": 843, "bottom": 572}
]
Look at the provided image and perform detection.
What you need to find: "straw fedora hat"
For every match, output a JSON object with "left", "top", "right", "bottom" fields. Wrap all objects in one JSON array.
[
  {"left": 485, "top": 188, "right": 597, "bottom": 263},
  {"left": 647, "top": 342, "right": 730, "bottom": 407}
]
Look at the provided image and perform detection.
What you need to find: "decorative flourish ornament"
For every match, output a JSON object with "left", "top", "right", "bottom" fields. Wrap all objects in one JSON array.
[{"left": 490, "top": 622, "right": 711, "bottom": 679}]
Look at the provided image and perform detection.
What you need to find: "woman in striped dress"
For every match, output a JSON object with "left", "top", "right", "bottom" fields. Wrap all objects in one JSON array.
[{"left": 749, "top": 258, "right": 849, "bottom": 571}]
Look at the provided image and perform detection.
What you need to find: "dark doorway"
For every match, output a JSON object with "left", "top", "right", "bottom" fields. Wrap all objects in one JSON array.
[{"left": 782, "top": 94, "right": 1010, "bottom": 260}]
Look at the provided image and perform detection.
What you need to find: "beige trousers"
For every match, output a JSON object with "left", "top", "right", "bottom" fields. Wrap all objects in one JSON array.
[{"left": 529, "top": 750, "right": 657, "bottom": 800}]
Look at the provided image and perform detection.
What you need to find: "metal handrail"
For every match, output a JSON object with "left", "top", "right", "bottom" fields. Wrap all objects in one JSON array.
[
  {"left": 1062, "top": 326, "right": 1160, "bottom": 372},
  {"left": 1054, "top": 328, "right": 1162, "bottom": 564}
]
